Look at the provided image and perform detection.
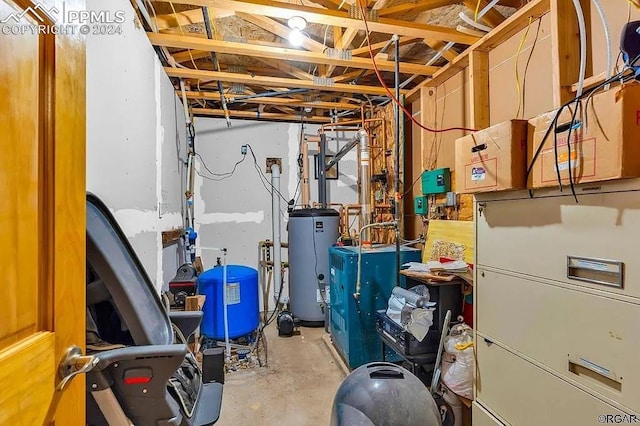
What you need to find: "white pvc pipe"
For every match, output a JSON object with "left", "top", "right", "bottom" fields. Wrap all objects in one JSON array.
[
  {"left": 478, "top": 0, "right": 501, "bottom": 19},
  {"left": 590, "top": 0, "right": 612, "bottom": 90},
  {"left": 197, "top": 246, "right": 231, "bottom": 359},
  {"left": 459, "top": 12, "right": 492, "bottom": 32},
  {"left": 271, "top": 164, "right": 282, "bottom": 308},
  {"left": 179, "top": 80, "right": 191, "bottom": 125},
  {"left": 571, "top": 0, "right": 588, "bottom": 97},
  {"left": 222, "top": 250, "right": 230, "bottom": 360}
]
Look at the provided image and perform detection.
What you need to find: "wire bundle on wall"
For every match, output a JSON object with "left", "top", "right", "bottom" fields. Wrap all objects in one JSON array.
[{"left": 526, "top": 61, "right": 640, "bottom": 202}]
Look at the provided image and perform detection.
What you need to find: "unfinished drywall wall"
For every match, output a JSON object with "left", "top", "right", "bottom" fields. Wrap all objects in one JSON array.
[
  {"left": 86, "top": 0, "right": 186, "bottom": 291},
  {"left": 192, "top": 118, "right": 359, "bottom": 310}
]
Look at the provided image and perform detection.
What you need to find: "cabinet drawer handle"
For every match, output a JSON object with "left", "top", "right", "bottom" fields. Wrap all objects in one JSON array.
[
  {"left": 568, "top": 358, "right": 622, "bottom": 392},
  {"left": 567, "top": 256, "right": 624, "bottom": 289}
]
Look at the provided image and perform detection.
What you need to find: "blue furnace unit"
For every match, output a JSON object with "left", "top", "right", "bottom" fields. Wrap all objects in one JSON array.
[{"left": 329, "top": 245, "right": 422, "bottom": 369}]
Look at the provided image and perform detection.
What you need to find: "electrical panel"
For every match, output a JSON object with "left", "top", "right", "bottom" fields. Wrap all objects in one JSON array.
[
  {"left": 421, "top": 168, "right": 451, "bottom": 195},
  {"left": 414, "top": 195, "right": 428, "bottom": 215}
]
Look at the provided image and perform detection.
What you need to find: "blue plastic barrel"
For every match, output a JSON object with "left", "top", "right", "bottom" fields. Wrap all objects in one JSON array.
[{"left": 197, "top": 265, "right": 259, "bottom": 339}]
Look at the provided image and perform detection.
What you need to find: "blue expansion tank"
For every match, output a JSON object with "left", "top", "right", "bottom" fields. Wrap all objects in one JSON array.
[
  {"left": 329, "top": 245, "right": 421, "bottom": 369},
  {"left": 198, "top": 265, "right": 259, "bottom": 339}
]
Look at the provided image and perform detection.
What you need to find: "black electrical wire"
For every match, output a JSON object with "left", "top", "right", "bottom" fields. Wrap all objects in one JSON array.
[
  {"left": 195, "top": 152, "right": 246, "bottom": 178},
  {"left": 520, "top": 18, "right": 543, "bottom": 118},
  {"left": 525, "top": 65, "right": 638, "bottom": 199}
]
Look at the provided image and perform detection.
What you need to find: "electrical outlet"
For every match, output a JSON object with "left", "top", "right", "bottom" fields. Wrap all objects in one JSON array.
[{"left": 266, "top": 157, "right": 282, "bottom": 173}]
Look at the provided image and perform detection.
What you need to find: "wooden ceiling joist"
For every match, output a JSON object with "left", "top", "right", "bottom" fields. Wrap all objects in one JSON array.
[
  {"left": 148, "top": 33, "right": 438, "bottom": 75},
  {"left": 306, "top": 0, "right": 343, "bottom": 9},
  {"left": 351, "top": 36, "right": 420, "bottom": 56},
  {"left": 256, "top": 58, "right": 314, "bottom": 80},
  {"left": 377, "top": 0, "right": 455, "bottom": 18},
  {"left": 462, "top": 0, "right": 507, "bottom": 27},
  {"left": 181, "top": 90, "right": 361, "bottom": 109},
  {"left": 152, "top": 8, "right": 233, "bottom": 30},
  {"left": 235, "top": 13, "right": 326, "bottom": 52},
  {"left": 192, "top": 108, "right": 333, "bottom": 122},
  {"left": 165, "top": 67, "right": 406, "bottom": 96},
  {"left": 423, "top": 39, "right": 458, "bottom": 62},
  {"left": 153, "top": 0, "right": 480, "bottom": 44}
]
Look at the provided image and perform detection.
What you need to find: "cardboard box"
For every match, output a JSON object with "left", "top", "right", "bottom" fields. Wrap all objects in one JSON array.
[
  {"left": 455, "top": 120, "right": 528, "bottom": 194},
  {"left": 527, "top": 83, "right": 640, "bottom": 189}
]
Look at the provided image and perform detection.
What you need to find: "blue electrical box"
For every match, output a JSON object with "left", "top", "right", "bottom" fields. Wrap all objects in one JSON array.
[
  {"left": 421, "top": 168, "right": 451, "bottom": 195},
  {"left": 329, "top": 245, "right": 422, "bottom": 369}
]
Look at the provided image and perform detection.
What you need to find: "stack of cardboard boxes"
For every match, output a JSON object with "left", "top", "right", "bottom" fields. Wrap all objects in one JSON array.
[{"left": 454, "top": 83, "right": 640, "bottom": 193}]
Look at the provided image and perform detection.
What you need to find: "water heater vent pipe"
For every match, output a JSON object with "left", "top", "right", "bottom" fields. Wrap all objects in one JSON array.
[
  {"left": 358, "top": 129, "right": 371, "bottom": 244},
  {"left": 271, "top": 164, "right": 282, "bottom": 307}
]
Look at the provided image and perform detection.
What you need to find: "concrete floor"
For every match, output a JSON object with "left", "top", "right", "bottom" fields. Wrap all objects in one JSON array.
[{"left": 216, "top": 325, "right": 346, "bottom": 426}]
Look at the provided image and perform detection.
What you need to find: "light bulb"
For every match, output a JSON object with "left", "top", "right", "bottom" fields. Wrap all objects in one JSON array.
[{"left": 289, "top": 28, "right": 304, "bottom": 47}]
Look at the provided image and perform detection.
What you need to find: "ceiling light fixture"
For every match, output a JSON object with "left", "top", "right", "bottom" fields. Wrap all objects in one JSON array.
[{"left": 287, "top": 16, "right": 307, "bottom": 47}]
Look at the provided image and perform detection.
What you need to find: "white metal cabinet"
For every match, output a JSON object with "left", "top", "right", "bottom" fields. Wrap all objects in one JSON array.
[
  {"left": 476, "top": 185, "right": 640, "bottom": 299},
  {"left": 474, "top": 180, "right": 640, "bottom": 424},
  {"left": 476, "top": 268, "right": 640, "bottom": 412},
  {"left": 472, "top": 402, "right": 505, "bottom": 426},
  {"left": 476, "top": 335, "right": 631, "bottom": 426}
]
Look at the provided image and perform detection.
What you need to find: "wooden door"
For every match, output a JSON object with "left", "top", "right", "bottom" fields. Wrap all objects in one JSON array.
[{"left": 0, "top": 0, "right": 86, "bottom": 424}]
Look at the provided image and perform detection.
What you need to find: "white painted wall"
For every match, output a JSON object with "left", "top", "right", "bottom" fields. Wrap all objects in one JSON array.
[
  {"left": 86, "top": 0, "right": 186, "bottom": 291},
  {"left": 193, "top": 118, "right": 360, "bottom": 309}
]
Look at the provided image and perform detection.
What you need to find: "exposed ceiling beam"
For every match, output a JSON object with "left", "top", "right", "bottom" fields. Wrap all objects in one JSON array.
[
  {"left": 193, "top": 107, "right": 332, "bottom": 122},
  {"left": 148, "top": 33, "right": 438, "bottom": 75},
  {"left": 423, "top": 39, "right": 458, "bottom": 62},
  {"left": 181, "top": 90, "right": 361, "bottom": 109},
  {"left": 333, "top": 69, "right": 365, "bottom": 82},
  {"left": 235, "top": 13, "right": 326, "bottom": 52},
  {"left": 256, "top": 58, "right": 315, "bottom": 80},
  {"left": 324, "top": 27, "right": 360, "bottom": 76},
  {"left": 153, "top": 0, "right": 480, "bottom": 44},
  {"left": 377, "top": 0, "right": 454, "bottom": 18},
  {"left": 462, "top": 0, "right": 506, "bottom": 27},
  {"left": 351, "top": 36, "right": 420, "bottom": 56},
  {"left": 306, "top": 0, "right": 343, "bottom": 9},
  {"left": 152, "top": 8, "right": 233, "bottom": 30},
  {"left": 165, "top": 67, "right": 407, "bottom": 96}
]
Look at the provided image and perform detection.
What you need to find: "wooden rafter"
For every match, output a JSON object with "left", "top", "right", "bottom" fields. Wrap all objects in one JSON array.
[
  {"left": 152, "top": 8, "right": 233, "bottom": 30},
  {"left": 148, "top": 33, "right": 438, "bottom": 75},
  {"left": 235, "top": 13, "right": 326, "bottom": 52},
  {"left": 324, "top": 27, "right": 359, "bottom": 76},
  {"left": 377, "top": 0, "right": 454, "bottom": 18},
  {"left": 306, "top": 0, "right": 343, "bottom": 9},
  {"left": 192, "top": 108, "right": 333, "bottom": 122},
  {"left": 256, "top": 58, "right": 314, "bottom": 80},
  {"left": 333, "top": 69, "right": 365, "bottom": 83},
  {"left": 181, "top": 90, "right": 361, "bottom": 109},
  {"left": 423, "top": 39, "right": 458, "bottom": 62},
  {"left": 351, "top": 36, "right": 420, "bottom": 56},
  {"left": 165, "top": 67, "right": 408, "bottom": 95},
  {"left": 462, "top": 0, "right": 507, "bottom": 27},
  {"left": 153, "top": 0, "right": 480, "bottom": 44}
]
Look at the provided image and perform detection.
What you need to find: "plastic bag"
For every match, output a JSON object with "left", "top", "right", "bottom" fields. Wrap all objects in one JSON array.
[{"left": 441, "top": 325, "right": 474, "bottom": 400}]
